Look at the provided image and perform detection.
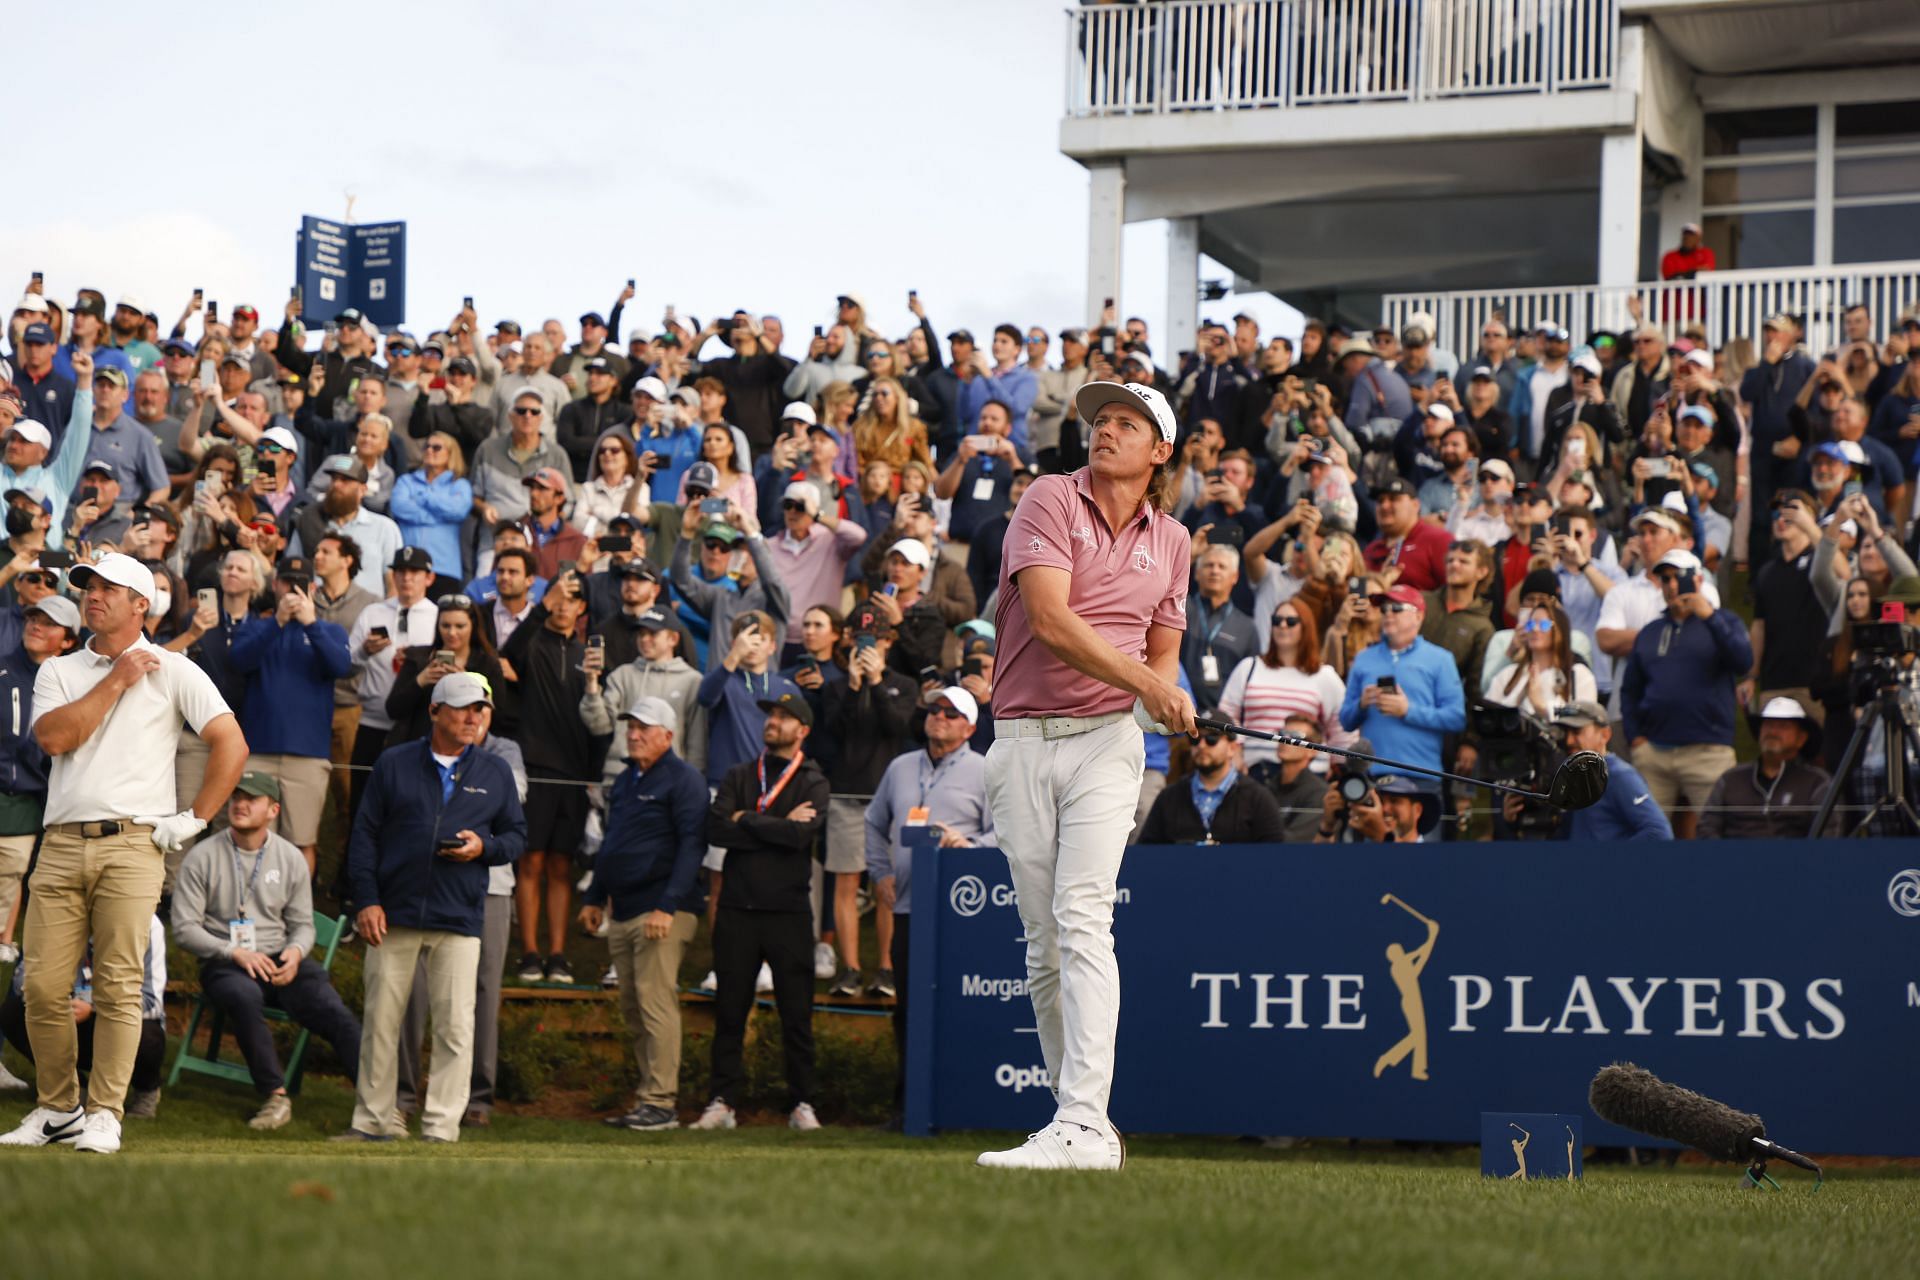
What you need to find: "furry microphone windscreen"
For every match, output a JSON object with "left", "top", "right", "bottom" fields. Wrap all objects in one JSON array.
[{"left": 1589, "top": 1063, "right": 1768, "bottom": 1163}]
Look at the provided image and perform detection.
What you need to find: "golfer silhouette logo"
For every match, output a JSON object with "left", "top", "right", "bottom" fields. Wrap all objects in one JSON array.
[
  {"left": 1506, "top": 1123, "right": 1530, "bottom": 1179},
  {"left": 1372, "top": 893, "right": 1439, "bottom": 1082},
  {"left": 1565, "top": 1125, "right": 1576, "bottom": 1180}
]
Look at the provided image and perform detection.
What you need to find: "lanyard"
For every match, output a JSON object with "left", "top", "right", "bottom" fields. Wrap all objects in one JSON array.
[
  {"left": 756, "top": 750, "right": 806, "bottom": 813},
  {"left": 231, "top": 846, "right": 265, "bottom": 918},
  {"left": 1196, "top": 598, "right": 1230, "bottom": 652},
  {"left": 917, "top": 750, "right": 957, "bottom": 808},
  {"left": 1189, "top": 768, "right": 1238, "bottom": 840}
]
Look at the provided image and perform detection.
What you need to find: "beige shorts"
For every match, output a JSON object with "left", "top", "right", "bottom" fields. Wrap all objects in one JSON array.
[
  {"left": 248, "top": 753, "right": 334, "bottom": 847},
  {"left": 825, "top": 796, "right": 867, "bottom": 874}
]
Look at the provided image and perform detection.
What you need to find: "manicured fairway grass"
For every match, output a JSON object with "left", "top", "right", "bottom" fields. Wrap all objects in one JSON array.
[{"left": 1, "top": 1077, "right": 1911, "bottom": 1280}]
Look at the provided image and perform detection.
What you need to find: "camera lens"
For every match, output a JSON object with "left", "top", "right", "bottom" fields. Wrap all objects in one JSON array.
[{"left": 1340, "top": 774, "right": 1372, "bottom": 804}]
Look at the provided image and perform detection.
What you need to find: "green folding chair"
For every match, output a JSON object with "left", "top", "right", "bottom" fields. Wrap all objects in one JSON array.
[{"left": 168, "top": 912, "right": 346, "bottom": 1096}]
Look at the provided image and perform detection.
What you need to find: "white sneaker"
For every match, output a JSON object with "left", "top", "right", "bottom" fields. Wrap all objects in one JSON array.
[
  {"left": 0, "top": 1060, "right": 29, "bottom": 1091},
  {"left": 697, "top": 970, "right": 718, "bottom": 993},
  {"left": 813, "top": 941, "right": 836, "bottom": 980},
  {"left": 690, "top": 1099, "right": 736, "bottom": 1131},
  {"left": 0, "top": 1105, "right": 84, "bottom": 1146},
  {"left": 249, "top": 1093, "right": 293, "bottom": 1131},
  {"left": 600, "top": 964, "right": 618, "bottom": 989},
  {"left": 977, "top": 1120, "right": 1124, "bottom": 1171},
  {"left": 789, "top": 1102, "right": 821, "bottom": 1132},
  {"left": 755, "top": 962, "right": 774, "bottom": 993},
  {"left": 71, "top": 1110, "right": 122, "bottom": 1155}
]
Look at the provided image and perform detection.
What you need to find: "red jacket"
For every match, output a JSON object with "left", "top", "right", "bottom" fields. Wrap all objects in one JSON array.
[{"left": 1364, "top": 520, "right": 1451, "bottom": 593}]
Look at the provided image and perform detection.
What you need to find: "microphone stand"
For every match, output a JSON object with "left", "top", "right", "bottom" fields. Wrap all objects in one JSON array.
[{"left": 1744, "top": 1137, "right": 1824, "bottom": 1191}]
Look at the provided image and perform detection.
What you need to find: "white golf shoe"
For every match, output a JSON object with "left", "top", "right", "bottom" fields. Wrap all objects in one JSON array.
[
  {"left": 71, "top": 1110, "right": 122, "bottom": 1154},
  {"left": 977, "top": 1120, "right": 1125, "bottom": 1171},
  {"left": 0, "top": 1105, "right": 84, "bottom": 1147}
]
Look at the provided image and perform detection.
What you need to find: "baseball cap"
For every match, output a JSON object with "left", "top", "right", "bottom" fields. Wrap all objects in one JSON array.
[
  {"left": 1653, "top": 548, "right": 1704, "bottom": 574},
  {"left": 670, "top": 386, "right": 700, "bottom": 408},
  {"left": 1468, "top": 364, "right": 1495, "bottom": 381},
  {"left": 494, "top": 319, "right": 522, "bottom": 334},
  {"left": 276, "top": 555, "right": 313, "bottom": 582},
  {"left": 92, "top": 366, "right": 129, "bottom": 390},
  {"left": 68, "top": 551, "right": 156, "bottom": 603},
  {"left": 632, "top": 375, "right": 668, "bottom": 402},
  {"left": 701, "top": 523, "right": 742, "bottom": 546},
  {"left": 521, "top": 466, "right": 569, "bottom": 493},
  {"left": 684, "top": 461, "right": 720, "bottom": 494},
  {"left": 781, "top": 401, "right": 818, "bottom": 426},
  {"left": 929, "top": 686, "right": 980, "bottom": 726},
  {"left": 580, "top": 311, "right": 607, "bottom": 328},
  {"left": 232, "top": 304, "right": 259, "bottom": 321},
  {"left": 71, "top": 295, "right": 105, "bottom": 320},
  {"left": 1763, "top": 312, "right": 1798, "bottom": 332},
  {"left": 1520, "top": 567, "right": 1561, "bottom": 599},
  {"left": 24, "top": 594, "right": 80, "bottom": 631},
  {"left": 1682, "top": 348, "right": 1714, "bottom": 370},
  {"left": 1074, "top": 381, "right": 1179, "bottom": 445},
  {"left": 21, "top": 323, "right": 55, "bottom": 345},
  {"left": 81, "top": 458, "right": 116, "bottom": 478},
  {"left": 447, "top": 356, "right": 477, "bottom": 377},
  {"left": 233, "top": 770, "right": 283, "bottom": 803},
  {"left": 614, "top": 559, "right": 662, "bottom": 585},
  {"left": 957, "top": 619, "right": 995, "bottom": 642},
  {"left": 6, "top": 421, "right": 52, "bottom": 450},
  {"left": 1631, "top": 507, "right": 1685, "bottom": 535},
  {"left": 12, "top": 295, "right": 48, "bottom": 314},
  {"left": 161, "top": 337, "right": 195, "bottom": 356},
  {"left": 1552, "top": 700, "right": 1610, "bottom": 729},
  {"left": 756, "top": 690, "right": 813, "bottom": 727},
  {"left": 1425, "top": 402, "right": 1454, "bottom": 422},
  {"left": 260, "top": 425, "right": 301, "bottom": 455},
  {"left": 335, "top": 307, "right": 366, "bottom": 327},
  {"left": 392, "top": 545, "right": 436, "bottom": 573},
  {"left": 220, "top": 351, "right": 250, "bottom": 369},
  {"left": 1368, "top": 584, "right": 1425, "bottom": 612},
  {"left": 631, "top": 605, "right": 674, "bottom": 631},
  {"left": 1661, "top": 489, "right": 1690, "bottom": 515},
  {"left": 946, "top": 328, "right": 976, "bottom": 346},
  {"left": 1689, "top": 460, "right": 1720, "bottom": 484},
  {"left": 1814, "top": 440, "right": 1867, "bottom": 467},
  {"left": 1681, "top": 221, "right": 1701, "bottom": 235},
  {"left": 430, "top": 671, "right": 493, "bottom": 709},
  {"left": 782, "top": 481, "right": 820, "bottom": 515},
  {"left": 584, "top": 356, "right": 614, "bottom": 374},
  {"left": 1572, "top": 353, "right": 1603, "bottom": 377},
  {"left": 1677, "top": 404, "right": 1714, "bottom": 427},
  {"left": 1478, "top": 458, "right": 1515, "bottom": 484},
  {"left": 4, "top": 486, "right": 51, "bottom": 513},
  {"left": 886, "top": 538, "right": 932, "bottom": 569},
  {"left": 1375, "top": 477, "right": 1418, "bottom": 500},
  {"left": 323, "top": 455, "right": 369, "bottom": 483},
  {"left": 620, "top": 695, "right": 679, "bottom": 734},
  {"left": 1760, "top": 695, "right": 1813, "bottom": 724}
]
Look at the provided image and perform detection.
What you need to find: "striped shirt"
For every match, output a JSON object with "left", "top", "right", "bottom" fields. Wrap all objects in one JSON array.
[{"left": 1215, "top": 657, "right": 1352, "bottom": 767}]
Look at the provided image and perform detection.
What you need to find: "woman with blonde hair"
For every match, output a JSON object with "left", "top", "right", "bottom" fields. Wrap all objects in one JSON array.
[
  {"left": 1321, "top": 568, "right": 1386, "bottom": 679},
  {"left": 817, "top": 381, "right": 860, "bottom": 485},
  {"left": 577, "top": 432, "right": 643, "bottom": 535},
  {"left": 852, "top": 377, "right": 931, "bottom": 477},
  {"left": 389, "top": 430, "right": 473, "bottom": 583}
]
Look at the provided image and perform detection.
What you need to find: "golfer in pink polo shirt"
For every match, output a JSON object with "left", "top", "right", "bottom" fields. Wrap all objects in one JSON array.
[{"left": 976, "top": 380, "right": 1195, "bottom": 1172}]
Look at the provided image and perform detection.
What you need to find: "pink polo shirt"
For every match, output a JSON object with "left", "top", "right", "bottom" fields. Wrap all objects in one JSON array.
[{"left": 992, "top": 469, "right": 1190, "bottom": 719}]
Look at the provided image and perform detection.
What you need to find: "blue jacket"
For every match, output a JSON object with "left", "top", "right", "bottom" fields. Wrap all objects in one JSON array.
[
  {"left": 0, "top": 646, "right": 52, "bottom": 802},
  {"left": 583, "top": 749, "right": 708, "bottom": 921},
  {"left": 347, "top": 741, "right": 526, "bottom": 936},
  {"left": 389, "top": 469, "right": 474, "bottom": 579},
  {"left": 228, "top": 615, "right": 352, "bottom": 759},
  {"left": 1740, "top": 352, "right": 1816, "bottom": 448},
  {"left": 1561, "top": 752, "right": 1671, "bottom": 842},
  {"left": 696, "top": 666, "right": 801, "bottom": 786},
  {"left": 1621, "top": 606, "right": 1751, "bottom": 747},
  {"left": 1339, "top": 636, "right": 1467, "bottom": 783},
  {"left": 638, "top": 423, "right": 703, "bottom": 502}
]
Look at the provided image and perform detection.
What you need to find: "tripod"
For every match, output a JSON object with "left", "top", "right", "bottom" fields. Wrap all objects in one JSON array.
[{"left": 1807, "top": 679, "right": 1920, "bottom": 838}]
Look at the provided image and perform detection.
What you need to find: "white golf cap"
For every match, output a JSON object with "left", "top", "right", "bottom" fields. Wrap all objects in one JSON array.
[
  {"left": 632, "top": 375, "right": 668, "bottom": 402},
  {"left": 1573, "top": 353, "right": 1603, "bottom": 377},
  {"left": 68, "top": 551, "right": 156, "bottom": 604},
  {"left": 24, "top": 594, "right": 80, "bottom": 631},
  {"left": 430, "top": 671, "right": 493, "bottom": 709},
  {"left": 12, "top": 295, "right": 48, "bottom": 314},
  {"left": 6, "top": 420, "right": 51, "bottom": 449},
  {"left": 782, "top": 481, "right": 820, "bottom": 515},
  {"left": 260, "top": 425, "right": 300, "bottom": 455},
  {"left": 1425, "top": 402, "right": 1455, "bottom": 422},
  {"left": 620, "top": 695, "right": 680, "bottom": 735},
  {"left": 781, "top": 401, "right": 818, "bottom": 426},
  {"left": 1074, "top": 380, "right": 1178, "bottom": 444},
  {"left": 1478, "top": 458, "right": 1515, "bottom": 484},
  {"left": 1653, "top": 548, "right": 1703, "bottom": 573},
  {"left": 115, "top": 294, "right": 147, "bottom": 314},
  {"left": 886, "top": 538, "right": 932, "bottom": 569},
  {"left": 1760, "top": 696, "right": 1812, "bottom": 722},
  {"left": 1631, "top": 507, "right": 1685, "bottom": 535},
  {"left": 930, "top": 685, "right": 979, "bottom": 726},
  {"left": 1660, "top": 489, "right": 1690, "bottom": 513},
  {"left": 1683, "top": 348, "right": 1714, "bottom": 370}
]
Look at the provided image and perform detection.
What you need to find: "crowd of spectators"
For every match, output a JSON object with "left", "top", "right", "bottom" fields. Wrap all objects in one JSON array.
[{"left": 1, "top": 273, "right": 1915, "bottom": 1131}]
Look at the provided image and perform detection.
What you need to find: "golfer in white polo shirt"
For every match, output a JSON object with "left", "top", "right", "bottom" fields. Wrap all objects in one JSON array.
[
  {"left": 976, "top": 380, "right": 1194, "bottom": 1171},
  {"left": 0, "top": 553, "right": 246, "bottom": 1155}
]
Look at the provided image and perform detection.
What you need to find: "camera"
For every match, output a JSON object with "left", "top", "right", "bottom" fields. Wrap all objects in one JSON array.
[
  {"left": 1850, "top": 617, "right": 1920, "bottom": 700},
  {"left": 1469, "top": 699, "right": 1563, "bottom": 837}
]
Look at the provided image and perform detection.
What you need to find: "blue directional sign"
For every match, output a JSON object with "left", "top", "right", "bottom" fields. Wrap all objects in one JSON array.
[{"left": 297, "top": 216, "right": 407, "bottom": 328}]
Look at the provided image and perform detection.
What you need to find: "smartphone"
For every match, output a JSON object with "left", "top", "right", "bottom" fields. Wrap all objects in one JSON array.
[
  {"left": 198, "top": 587, "right": 217, "bottom": 614},
  {"left": 626, "top": 278, "right": 635, "bottom": 288},
  {"left": 31, "top": 271, "right": 43, "bottom": 285},
  {"left": 599, "top": 534, "right": 632, "bottom": 554},
  {"left": 1676, "top": 569, "right": 1699, "bottom": 595},
  {"left": 39, "top": 550, "right": 74, "bottom": 572},
  {"left": 586, "top": 635, "right": 605, "bottom": 654},
  {"left": 1881, "top": 601, "right": 1908, "bottom": 624},
  {"left": 290, "top": 284, "right": 300, "bottom": 301},
  {"left": 962, "top": 656, "right": 984, "bottom": 679},
  {"left": 799, "top": 654, "right": 819, "bottom": 675},
  {"left": 198, "top": 359, "right": 218, "bottom": 391},
  {"left": 1104, "top": 296, "right": 1115, "bottom": 309},
  {"left": 463, "top": 295, "right": 474, "bottom": 310},
  {"left": 370, "top": 625, "right": 389, "bottom": 639},
  {"left": 1843, "top": 479, "right": 1864, "bottom": 500},
  {"left": 556, "top": 560, "right": 576, "bottom": 579},
  {"left": 207, "top": 301, "right": 218, "bottom": 319},
  {"left": 77, "top": 485, "right": 98, "bottom": 508},
  {"left": 855, "top": 633, "right": 877, "bottom": 652},
  {"left": 882, "top": 583, "right": 898, "bottom": 598},
  {"left": 813, "top": 325, "right": 824, "bottom": 338},
  {"left": 433, "top": 649, "right": 457, "bottom": 668},
  {"left": 908, "top": 289, "right": 918, "bottom": 300},
  {"left": 1348, "top": 576, "right": 1364, "bottom": 596},
  {"left": 436, "top": 837, "right": 466, "bottom": 851},
  {"left": 918, "top": 665, "right": 942, "bottom": 685},
  {"left": 699, "top": 498, "right": 729, "bottom": 516},
  {"left": 1550, "top": 512, "right": 1572, "bottom": 537},
  {"left": 1646, "top": 457, "right": 1671, "bottom": 478},
  {"left": 1376, "top": 675, "right": 1398, "bottom": 691}
]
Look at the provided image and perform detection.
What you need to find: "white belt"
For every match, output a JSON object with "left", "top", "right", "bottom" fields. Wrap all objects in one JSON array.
[{"left": 994, "top": 711, "right": 1128, "bottom": 741}]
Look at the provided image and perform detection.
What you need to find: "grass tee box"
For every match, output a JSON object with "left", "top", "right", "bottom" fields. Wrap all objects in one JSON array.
[{"left": 2, "top": 1079, "right": 1917, "bottom": 1280}]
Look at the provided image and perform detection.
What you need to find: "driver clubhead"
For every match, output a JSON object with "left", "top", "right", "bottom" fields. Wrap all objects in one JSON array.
[{"left": 1548, "top": 750, "right": 1610, "bottom": 810}]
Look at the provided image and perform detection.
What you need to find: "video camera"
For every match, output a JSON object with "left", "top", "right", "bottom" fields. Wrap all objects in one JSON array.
[
  {"left": 1468, "top": 699, "right": 1564, "bottom": 838},
  {"left": 1850, "top": 604, "right": 1919, "bottom": 701}
]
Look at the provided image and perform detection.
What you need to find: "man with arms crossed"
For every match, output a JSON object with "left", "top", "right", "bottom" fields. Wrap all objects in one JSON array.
[
  {"left": 977, "top": 380, "right": 1194, "bottom": 1171},
  {"left": 0, "top": 553, "right": 246, "bottom": 1154}
]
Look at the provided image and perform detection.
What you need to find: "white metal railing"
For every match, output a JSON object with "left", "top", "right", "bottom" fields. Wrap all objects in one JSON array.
[
  {"left": 1382, "top": 261, "right": 1920, "bottom": 359},
  {"left": 1064, "top": 0, "right": 1618, "bottom": 117}
]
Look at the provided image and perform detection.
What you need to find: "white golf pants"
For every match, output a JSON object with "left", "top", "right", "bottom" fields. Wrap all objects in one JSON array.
[{"left": 985, "top": 716, "right": 1142, "bottom": 1130}]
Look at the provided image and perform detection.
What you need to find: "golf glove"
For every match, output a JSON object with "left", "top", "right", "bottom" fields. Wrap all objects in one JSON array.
[
  {"left": 138, "top": 810, "right": 207, "bottom": 853},
  {"left": 1132, "top": 697, "right": 1172, "bottom": 735}
]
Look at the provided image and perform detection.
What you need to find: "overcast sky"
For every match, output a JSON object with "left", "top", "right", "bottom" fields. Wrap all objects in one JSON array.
[{"left": 6, "top": 1, "right": 1296, "bottom": 359}]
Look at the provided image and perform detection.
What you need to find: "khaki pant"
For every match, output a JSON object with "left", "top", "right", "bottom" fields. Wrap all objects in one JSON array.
[
  {"left": 22, "top": 826, "right": 163, "bottom": 1119},
  {"left": 1631, "top": 741, "right": 1737, "bottom": 821},
  {"left": 352, "top": 927, "right": 480, "bottom": 1142},
  {"left": 608, "top": 910, "right": 696, "bottom": 1110},
  {"left": 0, "top": 832, "right": 34, "bottom": 939},
  {"left": 329, "top": 705, "right": 361, "bottom": 819},
  {"left": 247, "top": 753, "right": 332, "bottom": 848},
  {"left": 167, "top": 731, "right": 211, "bottom": 893}
]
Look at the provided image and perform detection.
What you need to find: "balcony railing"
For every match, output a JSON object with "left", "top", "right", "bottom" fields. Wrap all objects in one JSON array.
[
  {"left": 1381, "top": 261, "right": 1920, "bottom": 359},
  {"left": 1065, "top": 0, "right": 1618, "bottom": 117}
]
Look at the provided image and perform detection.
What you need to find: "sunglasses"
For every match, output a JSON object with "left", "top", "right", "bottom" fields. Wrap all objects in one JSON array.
[
  {"left": 17, "top": 572, "right": 51, "bottom": 587},
  {"left": 512, "top": 406, "right": 542, "bottom": 417},
  {"left": 1197, "top": 731, "right": 1228, "bottom": 746},
  {"left": 1271, "top": 615, "right": 1302, "bottom": 629},
  {"left": 781, "top": 500, "right": 808, "bottom": 512},
  {"left": 1025, "top": 337, "right": 1048, "bottom": 345},
  {"left": 439, "top": 594, "right": 475, "bottom": 611},
  {"left": 259, "top": 443, "right": 287, "bottom": 454},
  {"left": 597, "top": 446, "right": 624, "bottom": 455},
  {"left": 929, "top": 705, "right": 969, "bottom": 721},
  {"left": 1519, "top": 618, "right": 1554, "bottom": 633},
  {"left": 1377, "top": 601, "right": 1418, "bottom": 615},
  {"left": 865, "top": 350, "right": 889, "bottom": 361},
  {"left": 424, "top": 442, "right": 447, "bottom": 453},
  {"left": 702, "top": 539, "right": 732, "bottom": 553}
]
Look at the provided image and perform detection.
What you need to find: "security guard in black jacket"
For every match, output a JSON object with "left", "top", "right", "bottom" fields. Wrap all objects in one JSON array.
[{"left": 700, "top": 692, "right": 829, "bottom": 1126}]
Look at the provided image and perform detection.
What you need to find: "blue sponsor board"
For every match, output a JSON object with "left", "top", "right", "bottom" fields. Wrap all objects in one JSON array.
[
  {"left": 297, "top": 216, "right": 407, "bottom": 328},
  {"left": 907, "top": 836, "right": 1920, "bottom": 1154}
]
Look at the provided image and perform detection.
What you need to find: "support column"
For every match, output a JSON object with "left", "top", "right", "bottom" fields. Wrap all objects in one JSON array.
[
  {"left": 1596, "top": 130, "right": 1644, "bottom": 330},
  {"left": 1086, "top": 162, "right": 1126, "bottom": 325},
  {"left": 1165, "top": 217, "right": 1200, "bottom": 369}
]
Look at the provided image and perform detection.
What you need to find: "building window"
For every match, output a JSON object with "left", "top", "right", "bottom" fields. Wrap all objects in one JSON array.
[
  {"left": 1831, "top": 99, "right": 1920, "bottom": 265},
  {"left": 1701, "top": 107, "right": 1817, "bottom": 269}
]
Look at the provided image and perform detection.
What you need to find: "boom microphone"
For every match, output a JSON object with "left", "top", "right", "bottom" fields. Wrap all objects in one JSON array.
[{"left": 1589, "top": 1063, "right": 1822, "bottom": 1181}]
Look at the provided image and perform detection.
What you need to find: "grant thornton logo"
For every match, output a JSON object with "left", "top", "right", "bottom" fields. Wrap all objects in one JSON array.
[
  {"left": 950, "top": 875, "right": 988, "bottom": 917},
  {"left": 1889, "top": 870, "right": 1920, "bottom": 918}
]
